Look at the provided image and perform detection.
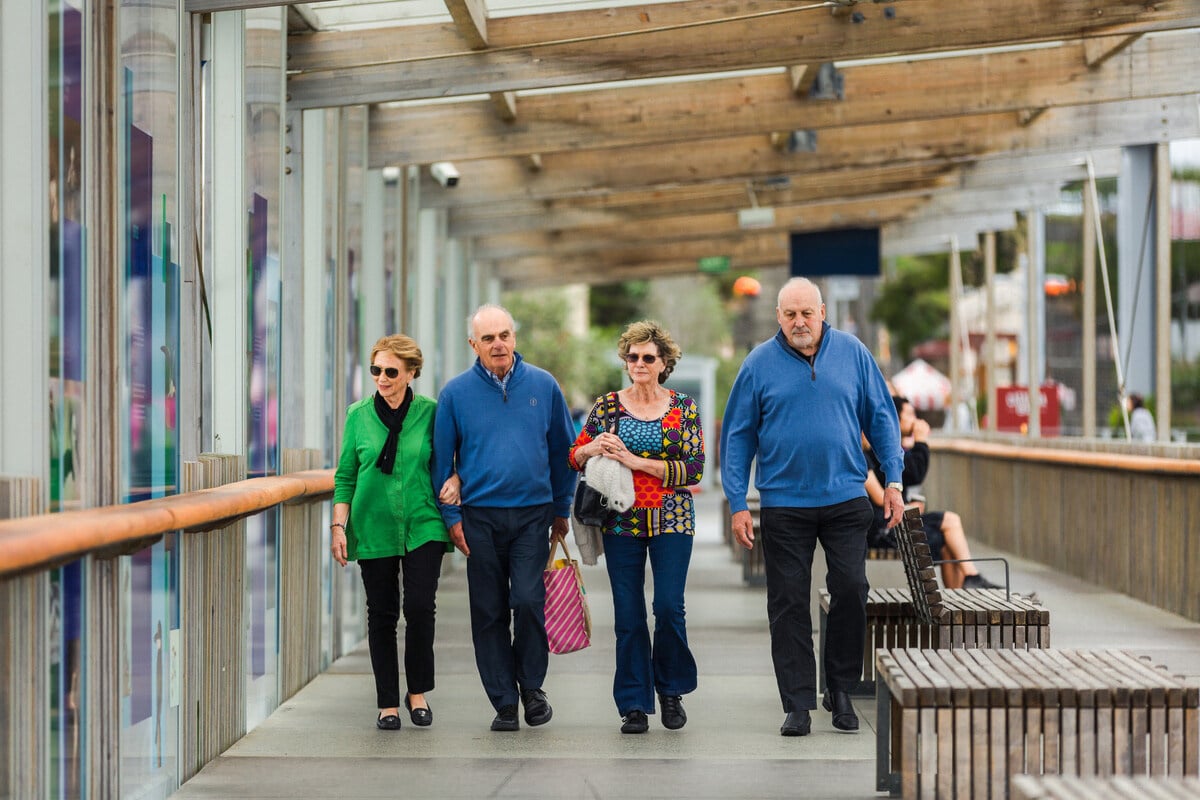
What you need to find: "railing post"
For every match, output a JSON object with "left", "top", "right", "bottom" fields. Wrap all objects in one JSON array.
[{"left": 0, "top": 476, "right": 48, "bottom": 799}]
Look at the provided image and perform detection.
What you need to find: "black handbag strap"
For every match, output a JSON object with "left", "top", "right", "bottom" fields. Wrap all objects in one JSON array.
[{"left": 600, "top": 391, "right": 620, "bottom": 434}]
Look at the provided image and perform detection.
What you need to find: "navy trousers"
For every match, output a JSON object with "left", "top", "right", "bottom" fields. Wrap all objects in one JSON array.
[
  {"left": 760, "top": 497, "right": 873, "bottom": 712},
  {"left": 461, "top": 504, "right": 555, "bottom": 710}
]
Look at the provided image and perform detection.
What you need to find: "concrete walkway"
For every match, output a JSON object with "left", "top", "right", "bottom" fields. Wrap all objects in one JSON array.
[{"left": 172, "top": 492, "right": 1200, "bottom": 799}]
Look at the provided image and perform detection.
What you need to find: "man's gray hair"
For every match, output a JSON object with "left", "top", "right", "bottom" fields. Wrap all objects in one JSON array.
[
  {"left": 777, "top": 277, "right": 823, "bottom": 309},
  {"left": 467, "top": 303, "right": 517, "bottom": 338}
]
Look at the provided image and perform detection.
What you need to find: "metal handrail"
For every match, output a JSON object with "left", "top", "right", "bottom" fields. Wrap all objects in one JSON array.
[{"left": 0, "top": 468, "right": 334, "bottom": 579}]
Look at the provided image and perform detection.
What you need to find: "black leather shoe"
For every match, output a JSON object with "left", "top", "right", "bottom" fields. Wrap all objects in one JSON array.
[
  {"left": 780, "top": 710, "right": 811, "bottom": 737},
  {"left": 520, "top": 688, "right": 553, "bottom": 726},
  {"left": 823, "top": 690, "right": 859, "bottom": 732},
  {"left": 490, "top": 705, "right": 520, "bottom": 732},
  {"left": 658, "top": 694, "right": 687, "bottom": 730},
  {"left": 620, "top": 710, "right": 649, "bottom": 734},
  {"left": 376, "top": 712, "right": 401, "bottom": 730},
  {"left": 405, "top": 694, "right": 432, "bottom": 727}
]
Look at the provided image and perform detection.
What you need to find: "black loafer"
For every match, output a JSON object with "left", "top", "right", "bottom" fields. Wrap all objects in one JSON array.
[
  {"left": 520, "top": 688, "right": 553, "bottom": 726},
  {"left": 780, "top": 710, "right": 811, "bottom": 737},
  {"left": 376, "top": 713, "right": 401, "bottom": 730},
  {"left": 490, "top": 705, "right": 520, "bottom": 732},
  {"left": 405, "top": 694, "right": 432, "bottom": 727},
  {"left": 823, "top": 690, "right": 859, "bottom": 732},
  {"left": 658, "top": 694, "right": 687, "bottom": 730},
  {"left": 620, "top": 710, "right": 649, "bottom": 734}
]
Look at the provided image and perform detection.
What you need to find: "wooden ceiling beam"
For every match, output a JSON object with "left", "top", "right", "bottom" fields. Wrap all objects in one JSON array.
[
  {"left": 473, "top": 195, "right": 932, "bottom": 260},
  {"left": 444, "top": 0, "right": 489, "bottom": 49},
  {"left": 493, "top": 207, "right": 1023, "bottom": 284},
  {"left": 1083, "top": 33, "right": 1143, "bottom": 68},
  {"left": 286, "top": 0, "right": 1200, "bottom": 108},
  {"left": 447, "top": 162, "right": 961, "bottom": 237},
  {"left": 417, "top": 95, "right": 1200, "bottom": 209},
  {"left": 368, "top": 31, "right": 1200, "bottom": 166}
]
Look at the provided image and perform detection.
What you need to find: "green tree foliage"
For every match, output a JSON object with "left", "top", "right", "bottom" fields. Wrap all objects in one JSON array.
[
  {"left": 503, "top": 289, "right": 623, "bottom": 410},
  {"left": 869, "top": 257, "right": 951, "bottom": 361},
  {"left": 588, "top": 280, "right": 651, "bottom": 329}
]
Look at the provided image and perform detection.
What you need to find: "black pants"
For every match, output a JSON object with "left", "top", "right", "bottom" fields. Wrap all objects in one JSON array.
[
  {"left": 358, "top": 541, "right": 446, "bottom": 709},
  {"left": 760, "top": 498, "right": 873, "bottom": 712}
]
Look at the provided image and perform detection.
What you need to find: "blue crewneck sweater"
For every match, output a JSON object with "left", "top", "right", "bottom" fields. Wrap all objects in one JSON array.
[
  {"left": 432, "top": 353, "right": 578, "bottom": 527},
  {"left": 720, "top": 325, "right": 903, "bottom": 512}
]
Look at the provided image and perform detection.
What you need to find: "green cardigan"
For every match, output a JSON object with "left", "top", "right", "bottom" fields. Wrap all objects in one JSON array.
[{"left": 333, "top": 394, "right": 451, "bottom": 560}]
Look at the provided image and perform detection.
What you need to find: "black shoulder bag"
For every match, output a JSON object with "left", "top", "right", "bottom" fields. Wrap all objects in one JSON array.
[{"left": 572, "top": 393, "right": 619, "bottom": 526}]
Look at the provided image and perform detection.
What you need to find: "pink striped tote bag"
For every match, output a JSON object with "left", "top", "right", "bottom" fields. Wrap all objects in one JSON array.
[{"left": 543, "top": 533, "right": 592, "bottom": 654}]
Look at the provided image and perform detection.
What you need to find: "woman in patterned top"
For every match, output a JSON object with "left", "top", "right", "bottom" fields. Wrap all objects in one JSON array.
[{"left": 569, "top": 320, "right": 705, "bottom": 734}]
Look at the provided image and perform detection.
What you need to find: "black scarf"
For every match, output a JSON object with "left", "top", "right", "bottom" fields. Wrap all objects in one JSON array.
[{"left": 373, "top": 387, "right": 413, "bottom": 474}]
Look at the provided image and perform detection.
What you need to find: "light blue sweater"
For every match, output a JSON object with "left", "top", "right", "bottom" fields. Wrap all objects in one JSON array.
[
  {"left": 432, "top": 354, "right": 578, "bottom": 527},
  {"left": 720, "top": 325, "right": 903, "bottom": 512}
]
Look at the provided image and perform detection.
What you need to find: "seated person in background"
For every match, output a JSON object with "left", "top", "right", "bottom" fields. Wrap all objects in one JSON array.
[
  {"left": 864, "top": 396, "right": 1001, "bottom": 590},
  {"left": 864, "top": 471, "right": 999, "bottom": 590}
]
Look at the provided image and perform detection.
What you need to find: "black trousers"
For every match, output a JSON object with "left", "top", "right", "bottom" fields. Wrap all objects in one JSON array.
[
  {"left": 358, "top": 541, "right": 446, "bottom": 709},
  {"left": 760, "top": 498, "right": 873, "bottom": 712}
]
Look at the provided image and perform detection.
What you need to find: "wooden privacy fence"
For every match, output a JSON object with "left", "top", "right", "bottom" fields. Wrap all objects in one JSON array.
[{"left": 922, "top": 437, "right": 1200, "bottom": 622}]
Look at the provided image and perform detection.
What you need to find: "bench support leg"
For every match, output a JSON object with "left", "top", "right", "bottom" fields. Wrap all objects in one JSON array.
[{"left": 876, "top": 672, "right": 901, "bottom": 795}]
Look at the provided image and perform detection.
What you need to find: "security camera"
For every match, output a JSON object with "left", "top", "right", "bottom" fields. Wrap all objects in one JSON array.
[{"left": 431, "top": 161, "right": 460, "bottom": 188}]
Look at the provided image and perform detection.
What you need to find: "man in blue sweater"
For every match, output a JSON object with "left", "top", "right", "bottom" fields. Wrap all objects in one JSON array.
[
  {"left": 720, "top": 277, "right": 905, "bottom": 737},
  {"left": 432, "top": 304, "right": 577, "bottom": 732}
]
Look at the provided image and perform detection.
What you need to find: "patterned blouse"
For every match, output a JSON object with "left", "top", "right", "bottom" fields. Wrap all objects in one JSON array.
[{"left": 569, "top": 390, "right": 704, "bottom": 538}]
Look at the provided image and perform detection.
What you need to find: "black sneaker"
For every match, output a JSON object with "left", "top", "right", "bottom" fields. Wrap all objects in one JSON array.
[
  {"left": 490, "top": 705, "right": 520, "bottom": 732},
  {"left": 520, "top": 688, "right": 553, "bottom": 726},
  {"left": 620, "top": 710, "right": 649, "bottom": 734},
  {"left": 658, "top": 694, "right": 687, "bottom": 730},
  {"left": 962, "top": 574, "right": 1001, "bottom": 590}
]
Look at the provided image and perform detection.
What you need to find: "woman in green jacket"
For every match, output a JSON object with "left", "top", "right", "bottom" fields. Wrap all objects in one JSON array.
[{"left": 331, "top": 334, "right": 453, "bottom": 730}]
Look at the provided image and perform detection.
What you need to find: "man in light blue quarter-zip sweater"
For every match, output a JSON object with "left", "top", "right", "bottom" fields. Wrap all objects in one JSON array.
[{"left": 720, "top": 277, "right": 905, "bottom": 738}]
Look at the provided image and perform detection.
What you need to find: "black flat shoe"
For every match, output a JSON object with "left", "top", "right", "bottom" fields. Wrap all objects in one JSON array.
[
  {"left": 780, "top": 710, "right": 811, "bottom": 737},
  {"left": 620, "top": 710, "right": 649, "bottom": 734},
  {"left": 376, "top": 712, "right": 401, "bottom": 730},
  {"left": 658, "top": 694, "right": 687, "bottom": 730},
  {"left": 405, "top": 694, "right": 432, "bottom": 727},
  {"left": 823, "top": 690, "right": 859, "bottom": 732},
  {"left": 491, "top": 705, "right": 520, "bottom": 732},
  {"left": 520, "top": 688, "right": 553, "bottom": 727}
]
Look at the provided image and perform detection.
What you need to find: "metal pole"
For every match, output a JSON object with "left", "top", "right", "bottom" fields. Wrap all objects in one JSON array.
[
  {"left": 1086, "top": 157, "right": 1132, "bottom": 438},
  {"left": 1082, "top": 180, "right": 1097, "bottom": 438},
  {"left": 984, "top": 231, "right": 996, "bottom": 433},
  {"left": 1154, "top": 142, "right": 1172, "bottom": 440}
]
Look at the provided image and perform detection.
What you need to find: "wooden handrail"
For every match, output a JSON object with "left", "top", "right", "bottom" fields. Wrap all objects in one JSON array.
[
  {"left": 0, "top": 469, "right": 334, "bottom": 579},
  {"left": 930, "top": 438, "right": 1200, "bottom": 476}
]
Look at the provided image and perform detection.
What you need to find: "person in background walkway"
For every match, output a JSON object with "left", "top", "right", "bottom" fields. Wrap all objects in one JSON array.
[
  {"left": 432, "top": 304, "right": 577, "bottom": 733},
  {"left": 721, "top": 277, "right": 905, "bottom": 738},
  {"left": 1128, "top": 393, "right": 1156, "bottom": 442},
  {"left": 569, "top": 321, "right": 704, "bottom": 734},
  {"left": 331, "top": 334, "right": 453, "bottom": 731}
]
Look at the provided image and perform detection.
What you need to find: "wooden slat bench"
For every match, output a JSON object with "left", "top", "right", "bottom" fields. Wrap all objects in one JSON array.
[
  {"left": 875, "top": 647, "right": 1200, "bottom": 799},
  {"left": 819, "top": 586, "right": 1050, "bottom": 694},
  {"left": 1010, "top": 773, "right": 1200, "bottom": 799},
  {"left": 819, "top": 507, "right": 1049, "bottom": 694}
]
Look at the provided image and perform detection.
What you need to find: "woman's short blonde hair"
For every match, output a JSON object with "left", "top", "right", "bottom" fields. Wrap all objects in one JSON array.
[
  {"left": 371, "top": 334, "right": 423, "bottom": 379},
  {"left": 617, "top": 320, "right": 681, "bottom": 385}
]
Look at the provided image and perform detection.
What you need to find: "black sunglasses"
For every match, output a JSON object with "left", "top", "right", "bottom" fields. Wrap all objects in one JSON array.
[
  {"left": 370, "top": 365, "right": 401, "bottom": 379},
  {"left": 624, "top": 353, "right": 658, "bottom": 364}
]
